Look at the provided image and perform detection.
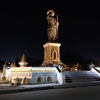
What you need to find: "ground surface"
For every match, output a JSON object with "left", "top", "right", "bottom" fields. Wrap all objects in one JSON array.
[{"left": 0, "top": 85, "right": 100, "bottom": 100}]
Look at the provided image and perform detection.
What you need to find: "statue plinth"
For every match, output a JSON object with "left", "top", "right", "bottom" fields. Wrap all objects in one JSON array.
[{"left": 41, "top": 42, "right": 64, "bottom": 66}]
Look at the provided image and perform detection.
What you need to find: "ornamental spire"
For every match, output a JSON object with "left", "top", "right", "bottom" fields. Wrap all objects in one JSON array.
[{"left": 21, "top": 54, "right": 26, "bottom": 62}]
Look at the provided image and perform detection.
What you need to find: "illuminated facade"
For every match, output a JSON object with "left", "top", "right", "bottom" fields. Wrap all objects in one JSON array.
[
  {"left": 1, "top": 10, "right": 100, "bottom": 86},
  {"left": 4, "top": 54, "right": 100, "bottom": 86},
  {"left": 5, "top": 54, "right": 63, "bottom": 85},
  {"left": 9, "top": 67, "right": 59, "bottom": 84}
]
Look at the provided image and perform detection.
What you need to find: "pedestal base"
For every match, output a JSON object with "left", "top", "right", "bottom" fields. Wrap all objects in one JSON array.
[{"left": 41, "top": 60, "right": 63, "bottom": 66}]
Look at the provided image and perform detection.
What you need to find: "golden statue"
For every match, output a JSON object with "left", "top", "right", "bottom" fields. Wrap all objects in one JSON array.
[{"left": 47, "top": 10, "right": 59, "bottom": 42}]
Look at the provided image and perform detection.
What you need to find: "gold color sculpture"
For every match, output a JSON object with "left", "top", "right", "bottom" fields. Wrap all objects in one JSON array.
[{"left": 47, "top": 10, "right": 59, "bottom": 42}]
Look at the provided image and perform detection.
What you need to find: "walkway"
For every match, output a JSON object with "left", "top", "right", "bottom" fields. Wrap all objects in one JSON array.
[{"left": 1, "top": 82, "right": 100, "bottom": 94}]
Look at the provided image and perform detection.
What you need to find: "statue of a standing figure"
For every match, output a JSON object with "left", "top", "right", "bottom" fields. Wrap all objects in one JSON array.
[{"left": 47, "top": 10, "right": 59, "bottom": 42}]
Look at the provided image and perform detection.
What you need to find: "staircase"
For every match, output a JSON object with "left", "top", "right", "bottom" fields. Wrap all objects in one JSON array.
[
  {"left": 89, "top": 71, "right": 100, "bottom": 81},
  {"left": 64, "top": 69, "right": 100, "bottom": 84},
  {"left": 65, "top": 74, "right": 72, "bottom": 83}
]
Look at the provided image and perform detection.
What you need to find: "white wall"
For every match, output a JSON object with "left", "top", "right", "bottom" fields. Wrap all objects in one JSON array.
[
  {"left": 9, "top": 67, "right": 57, "bottom": 84},
  {"left": 28, "top": 72, "right": 57, "bottom": 84},
  {"left": 56, "top": 67, "right": 63, "bottom": 84}
]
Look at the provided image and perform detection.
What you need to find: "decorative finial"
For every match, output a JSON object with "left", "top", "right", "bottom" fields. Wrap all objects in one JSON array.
[
  {"left": 19, "top": 54, "right": 28, "bottom": 67},
  {"left": 4, "top": 62, "right": 6, "bottom": 65},
  {"left": 21, "top": 54, "right": 26, "bottom": 62},
  {"left": 13, "top": 62, "right": 16, "bottom": 67}
]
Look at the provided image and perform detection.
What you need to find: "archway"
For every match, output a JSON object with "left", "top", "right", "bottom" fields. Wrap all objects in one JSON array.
[
  {"left": 47, "top": 76, "right": 52, "bottom": 83},
  {"left": 37, "top": 77, "right": 42, "bottom": 83}
]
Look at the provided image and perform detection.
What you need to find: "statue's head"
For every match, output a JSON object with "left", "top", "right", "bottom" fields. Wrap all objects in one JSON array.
[{"left": 47, "top": 10, "right": 55, "bottom": 16}]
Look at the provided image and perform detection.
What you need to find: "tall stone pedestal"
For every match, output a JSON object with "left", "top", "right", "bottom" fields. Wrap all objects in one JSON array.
[{"left": 41, "top": 42, "right": 63, "bottom": 66}]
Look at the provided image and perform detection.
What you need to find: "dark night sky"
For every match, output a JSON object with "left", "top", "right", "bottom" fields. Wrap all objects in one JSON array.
[{"left": 0, "top": 1, "right": 100, "bottom": 62}]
